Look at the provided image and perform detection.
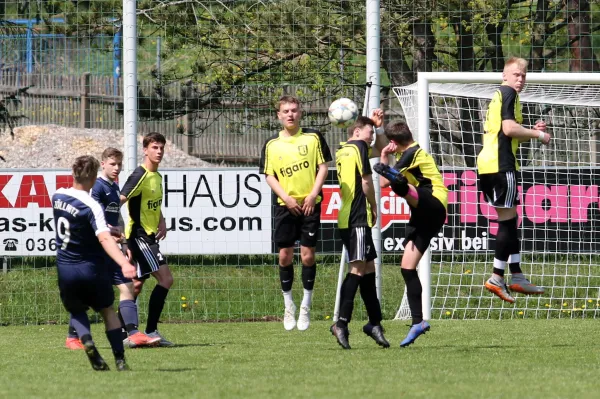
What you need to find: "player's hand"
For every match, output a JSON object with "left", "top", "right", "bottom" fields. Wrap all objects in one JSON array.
[
  {"left": 126, "top": 248, "right": 133, "bottom": 262},
  {"left": 534, "top": 120, "right": 547, "bottom": 132},
  {"left": 283, "top": 195, "right": 302, "bottom": 216},
  {"left": 121, "top": 262, "right": 137, "bottom": 279},
  {"left": 370, "top": 207, "right": 378, "bottom": 223},
  {"left": 370, "top": 108, "right": 384, "bottom": 128},
  {"left": 302, "top": 194, "right": 317, "bottom": 216},
  {"left": 540, "top": 132, "right": 551, "bottom": 145},
  {"left": 156, "top": 217, "right": 167, "bottom": 241},
  {"left": 381, "top": 142, "right": 397, "bottom": 159},
  {"left": 107, "top": 224, "right": 122, "bottom": 238}
]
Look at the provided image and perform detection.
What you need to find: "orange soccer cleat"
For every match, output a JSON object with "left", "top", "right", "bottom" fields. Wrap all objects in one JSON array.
[
  {"left": 124, "top": 331, "right": 161, "bottom": 348},
  {"left": 65, "top": 337, "right": 85, "bottom": 350}
]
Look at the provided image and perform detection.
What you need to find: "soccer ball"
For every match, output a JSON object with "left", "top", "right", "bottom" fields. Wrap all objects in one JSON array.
[{"left": 328, "top": 98, "right": 359, "bottom": 128}]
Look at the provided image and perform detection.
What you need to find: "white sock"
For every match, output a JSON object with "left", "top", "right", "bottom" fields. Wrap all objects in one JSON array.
[
  {"left": 283, "top": 291, "right": 294, "bottom": 308},
  {"left": 301, "top": 289, "right": 313, "bottom": 308}
]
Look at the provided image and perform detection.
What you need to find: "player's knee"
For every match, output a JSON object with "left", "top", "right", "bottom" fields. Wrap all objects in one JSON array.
[
  {"left": 156, "top": 268, "right": 174, "bottom": 289},
  {"left": 133, "top": 279, "right": 145, "bottom": 296},
  {"left": 300, "top": 252, "right": 315, "bottom": 266},
  {"left": 278, "top": 248, "right": 294, "bottom": 266}
]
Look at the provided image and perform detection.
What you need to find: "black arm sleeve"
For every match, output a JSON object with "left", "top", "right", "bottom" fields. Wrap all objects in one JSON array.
[
  {"left": 499, "top": 86, "right": 517, "bottom": 121},
  {"left": 120, "top": 166, "right": 146, "bottom": 199},
  {"left": 357, "top": 141, "right": 372, "bottom": 175}
]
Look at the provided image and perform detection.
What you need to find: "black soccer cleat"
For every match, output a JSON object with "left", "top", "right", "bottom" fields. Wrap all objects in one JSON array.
[
  {"left": 330, "top": 323, "right": 351, "bottom": 350},
  {"left": 115, "top": 359, "right": 130, "bottom": 371},
  {"left": 84, "top": 342, "right": 110, "bottom": 371},
  {"left": 363, "top": 323, "right": 390, "bottom": 348},
  {"left": 373, "top": 163, "right": 401, "bottom": 182}
]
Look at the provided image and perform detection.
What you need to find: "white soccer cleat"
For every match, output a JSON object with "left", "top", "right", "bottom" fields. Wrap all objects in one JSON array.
[
  {"left": 297, "top": 306, "right": 310, "bottom": 331},
  {"left": 283, "top": 303, "right": 297, "bottom": 331}
]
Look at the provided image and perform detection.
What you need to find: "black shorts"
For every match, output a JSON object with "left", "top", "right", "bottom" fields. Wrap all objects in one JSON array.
[
  {"left": 479, "top": 171, "right": 520, "bottom": 208},
  {"left": 57, "top": 262, "right": 114, "bottom": 314},
  {"left": 129, "top": 233, "right": 167, "bottom": 279},
  {"left": 340, "top": 226, "right": 377, "bottom": 263},
  {"left": 404, "top": 188, "right": 447, "bottom": 254},
  {"left": 273, "top": 202, "right": 321, "bottom": 249}
]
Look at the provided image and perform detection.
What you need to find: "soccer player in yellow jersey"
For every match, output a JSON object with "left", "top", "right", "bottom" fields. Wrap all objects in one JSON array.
[
  {"left": 120, "top": 132, "right": 174, "bottom": 346},
  {"left": 330, "top": 111, "right": 390, "bottom": 350},
  {"left": 374, "top": 121, "right": 448, "bottom": 347},
  {"left": 259, "top": 95, "right": 332, "bottom": 331},
  {"left": 477, "top": 57, "right": 551, "bottom": 303}
]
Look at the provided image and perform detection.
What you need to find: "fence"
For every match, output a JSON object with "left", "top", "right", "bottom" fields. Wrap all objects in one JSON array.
[{"left": 0, "top": 71, "right": 401, "bottom": 164}]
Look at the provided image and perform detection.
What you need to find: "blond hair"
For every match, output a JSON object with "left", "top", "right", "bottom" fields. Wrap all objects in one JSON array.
[{"left": 504, "top": 57, "right": 528, "bottom": 72}]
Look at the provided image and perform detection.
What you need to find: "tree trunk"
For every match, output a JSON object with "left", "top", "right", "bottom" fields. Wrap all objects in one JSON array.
[
  {"left": 567, "top": 0, "right": 600, "bottom": 72},
  {"left": 381, "top": 33, "right": 414, "bottom": 87},
  {"left": 529, "top": 0, "right": 550, "bottom": 72},
  {"left": 412, "top": 17, "right": 435, "bottom": 73}
]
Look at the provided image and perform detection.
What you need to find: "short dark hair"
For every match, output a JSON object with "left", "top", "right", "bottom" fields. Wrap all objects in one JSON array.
[
  {"left": 347, "top": 116, "right": 375, "bottom": 137},
  {"left": 385, "top": 121, "right": 414, "bottom": 146},
  {"left": 277, "top": 95, "right": 300, "bottom": 111},
  {"left": 101, "top": 147, "right": 123, "bottom": 161},
  {"left": 72, "top": 155, "right": 100, "bottom": 184},
  {"left": 143, "top": 132, "right": 166, "bottom": 148}
]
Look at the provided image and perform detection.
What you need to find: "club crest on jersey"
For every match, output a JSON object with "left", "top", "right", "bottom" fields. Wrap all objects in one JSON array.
[{"left": 298, "top": 145, "right": 308, "bottom": 156}]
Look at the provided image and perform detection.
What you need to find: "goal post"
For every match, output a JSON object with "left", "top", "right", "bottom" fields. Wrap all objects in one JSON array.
[{"left": 394, "top": 72, "right": 600, "bottom": 321}]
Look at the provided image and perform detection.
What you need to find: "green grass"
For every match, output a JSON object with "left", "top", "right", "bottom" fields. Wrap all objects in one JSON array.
[
  {"left": 0, "top": 320, "right": 599, "bottom": 398},
  {"left": 1, "top": 258, "right": 600, "bottom": 325}
]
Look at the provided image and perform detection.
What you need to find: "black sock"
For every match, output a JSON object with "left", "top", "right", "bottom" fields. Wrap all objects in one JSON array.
[
  {"left": 301, "top": 264, "right": 316, "bottom": 291},
  {"left": 106, "top": 328, "right": 125, "bottom": 360},
  {"left": 279, "top": 264, "right": 294, "bottom": 292},
  {"left": 494, "top": 218, "right": 517, "bottom": 277},
  {"left": 336, "top": 273, "right": 361, "bottom": 327},
  {"left": 80, "top": 334, "right": 93, "bottom": 346},
  {"left": 359, "top": 272, "right": 382, "bottom": 326},
  {"left": 145, "top": 285, "right": 169, "bottom": 334},
  {"left": 401, "top": 269, "right": 423, "bottom": 325},
  {"left": 493, "top": 267, "right": 505, "bottom": 277}
]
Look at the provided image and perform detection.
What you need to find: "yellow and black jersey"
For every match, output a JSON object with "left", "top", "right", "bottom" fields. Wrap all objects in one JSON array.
[
  {"left": 336, "top": 140, "right": 373, "bottom": 229},
  {"left": 477, "top": 85, "right": 523, "bottom": 174},
  {"left": 394, "top": 142, "right": 448, "bottom": 209},
  {"left": 259, "top": 128, "right": 332, "bottom": 206},
  {"left": 121, "top": 165, "right": 163, "bottom": 238}
]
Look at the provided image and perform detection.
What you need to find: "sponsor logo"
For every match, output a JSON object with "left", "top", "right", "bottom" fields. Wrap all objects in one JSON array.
[
  {"left": 147, "top": 198, "right": 163, "bottom": 211},
  {"left": 321, "top": 186, "right": 410, "bottom": 231},
  {"left": 279, "top": 160, "right": 310, "bottom": 178}
]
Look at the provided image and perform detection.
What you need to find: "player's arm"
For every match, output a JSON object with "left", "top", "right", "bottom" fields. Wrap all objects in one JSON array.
[
  {"left": 302, "top": 163, "right": 328, "bottom": 216},
  {"left": 89, "top": 203, "right": 135, "bottom": 278},
  {"left": 156, "top": 210, "right": 167, "bottom": 241},
  {"left": 500, "top": 88, "right": 550, "bottom": 144},
  {"left": 369, "top": 108, "right": 388, "bottom": 159},
  {"left": 265, "top": 175, "right": 302, "bottom": 216},
  {"left": 98, "top": 232, "right": 136, "bottom": 279},
  {"left": 302, "top": 131, "right": 332, "bottom": 216},
  {"left": 120, "top": 167, "right": 146, "bottom": 205},
  {"left": 358, "top": 141, "right": 377, "bottom": 220}
]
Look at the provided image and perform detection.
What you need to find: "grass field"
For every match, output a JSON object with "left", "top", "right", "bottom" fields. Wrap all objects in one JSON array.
[{"left": 1, "top": 319, "right": 599, "bottom": 398}]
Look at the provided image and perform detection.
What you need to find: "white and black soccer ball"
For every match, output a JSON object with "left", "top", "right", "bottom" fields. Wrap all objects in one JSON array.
[{"left": 328, "top": 98, "right": 359, "bottom": 129}]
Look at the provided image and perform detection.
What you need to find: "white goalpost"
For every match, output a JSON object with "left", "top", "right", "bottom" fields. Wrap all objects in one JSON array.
[{"left": 393, "top": 72, "right": 600, "bottom": 321}]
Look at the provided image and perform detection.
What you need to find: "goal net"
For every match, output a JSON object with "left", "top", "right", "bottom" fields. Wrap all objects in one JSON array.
[{"left": 393, "top": 73, "right": 600, "bottom": 320}]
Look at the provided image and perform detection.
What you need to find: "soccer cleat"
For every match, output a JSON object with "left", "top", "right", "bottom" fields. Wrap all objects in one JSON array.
[
  {"left": 124, "top": 331, "right": 162, "bottom": 348},
  {"left": 83, "top": 342, "right": 110, "bottom": 371},
  {"left": 485, "top": 277, "right": 516, "bottom": 303},
  {"left": 373, "top": 163, "right": 402, "bottom": 182},
  {"left": 509, "top": 276, "right": 545, "bottom": 295},
  {"left": 297, "top": 306, "right": 311, "bottom": 331},
  {"left": 65, "top": 337, "right": 84, "bottom": 350},
  {"left": 115, "top": 359, "right": 130, "bottom": 371},
  {"left": 363, "top": 323, "right": 390, "bottom": 348},
  {"left": 330, "top": 324, "right": 351, "bottom": 349},
  {"left": 283, "top": 303, "right": 297, "bottom": 331},
  {"left": 400, "top": 321, "right": 431, "bottom": 348},
  {"left": 146, "top": 330, "right": 174, "bottom": 347}
]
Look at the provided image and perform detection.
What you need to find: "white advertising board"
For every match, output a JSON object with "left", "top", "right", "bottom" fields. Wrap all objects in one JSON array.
[{"left": 0, "top": 169, "right": 273, "bottom": 255}]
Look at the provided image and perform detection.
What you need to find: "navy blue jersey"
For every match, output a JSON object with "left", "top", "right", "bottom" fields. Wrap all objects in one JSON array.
[
  {"left": 91, "top": 176, "right": 121, "bottom": 227},
  {"left": 52, "top": 188, "right": 110, "bottom": 265}
]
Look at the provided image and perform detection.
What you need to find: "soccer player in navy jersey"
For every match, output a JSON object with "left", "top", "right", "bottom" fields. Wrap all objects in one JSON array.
[
  {"left": 53, "top": 155, "right": 137, "bottom": 371},
  {"left": 65, "top": 148, "right": 160, "bottom": 350}
]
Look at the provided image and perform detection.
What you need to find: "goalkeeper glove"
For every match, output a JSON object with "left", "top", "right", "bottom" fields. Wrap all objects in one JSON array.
[{"left": 373, "top": 163, "right": 409, "bottom": 197}]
